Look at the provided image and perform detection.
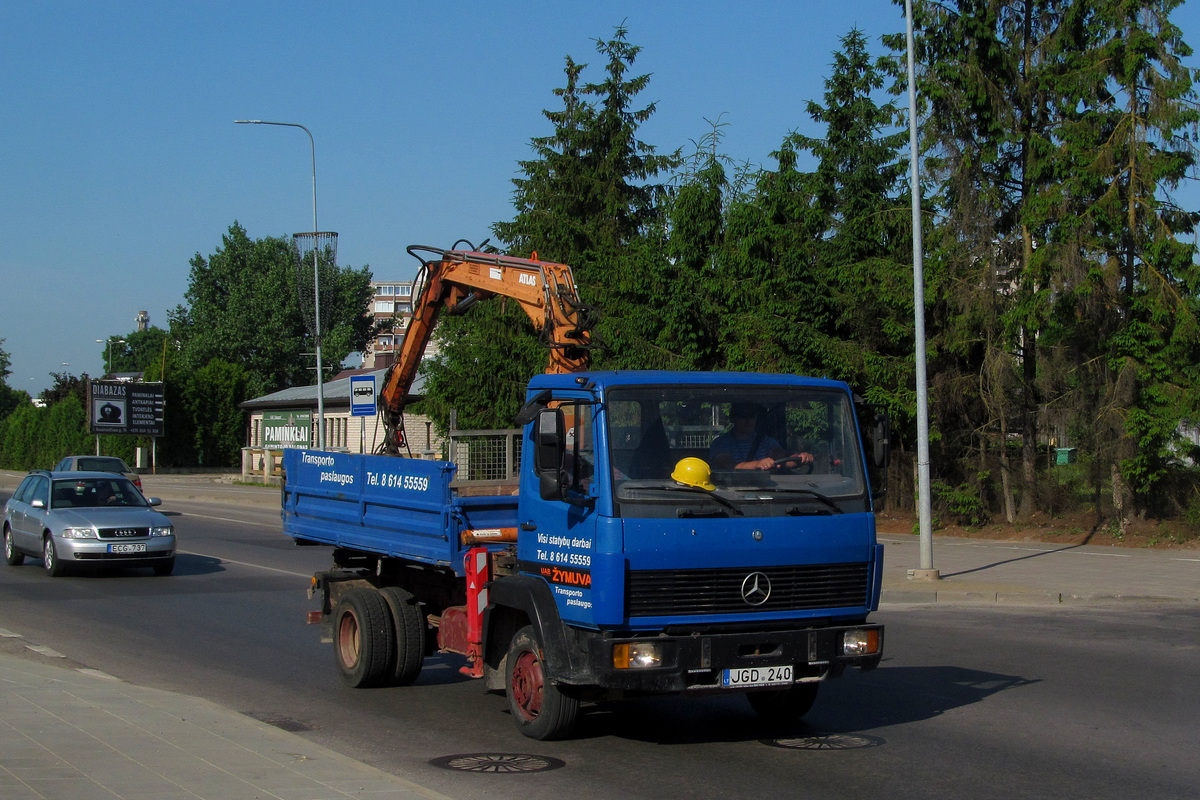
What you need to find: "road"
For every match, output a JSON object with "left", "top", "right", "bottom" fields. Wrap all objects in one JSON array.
[{"left": 1, "top": 490, "right": 1197, "bottom": 800}]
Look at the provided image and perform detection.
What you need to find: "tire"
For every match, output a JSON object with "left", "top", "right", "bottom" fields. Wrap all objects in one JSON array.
[
  {"left": 505, "top": 625, "right": 579, "bottom": 740},
  {"left": 152, "top": 557, "right": 175, "bottom": 576},
  {"left": 333, "top": 587, "right": 395, "bottom": 688},
  {"left": 43, "top": 535, "right": 70, "bottom": 578},
  {"left": 379, "top": 586, "right": 425, "bottom": 686},
  {"left": 747, "top": 682, "right": 820, "bottom": 722},
  {"left": 4, "top": 525, "right": 24, "bottom": 566}
]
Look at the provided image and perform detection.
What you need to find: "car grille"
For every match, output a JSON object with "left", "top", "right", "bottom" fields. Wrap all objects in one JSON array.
[
  {"left": 626, "top": 563, "right": 870, "bottom": 617},
  {"left": 97, "top": 527, "right": 150, "bottom": 539}
]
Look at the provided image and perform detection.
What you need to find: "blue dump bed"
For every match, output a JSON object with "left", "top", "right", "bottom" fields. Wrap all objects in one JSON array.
[{"left": 281, "top": 449, "right": 519, "bottom": 576}]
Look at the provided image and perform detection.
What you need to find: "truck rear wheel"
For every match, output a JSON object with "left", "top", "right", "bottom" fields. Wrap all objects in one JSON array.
[
  {"left": 505, "top": 625, "right": 579, "bottom": 740},
  {"left": 379, "top": 586, "right": 425, "bottom": 686},
  {"left": 747, "top": 682, "right": 820, "bottom": 722},
  {"left": 334, "top": 588, "right": 395, "bottom": 688}
]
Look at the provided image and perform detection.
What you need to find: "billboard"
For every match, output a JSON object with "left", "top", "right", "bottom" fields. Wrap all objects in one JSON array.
[
  {"left": 262, "top": 409, "right": 312, "bottom": 448},
  {"left": 89, "top": 381, "right": 165, "bottom": 436}
]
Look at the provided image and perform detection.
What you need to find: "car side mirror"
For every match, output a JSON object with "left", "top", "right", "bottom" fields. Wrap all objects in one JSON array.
[
  {"left": 534, "top": 408, "right": 566, "bottom": 502},
  {"left": 146, "top": 497, "right": 162, "bottom": 507},
  {"left": 31, "top": 499, "right": 45, "bottom": 509}
]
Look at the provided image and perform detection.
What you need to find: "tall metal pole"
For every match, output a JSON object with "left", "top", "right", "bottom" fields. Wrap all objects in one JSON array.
[
  {"left": 235, "top": 120, "right": 326, "bottom": 449},
  {"left": 905, "top": 0, "right": 938, "bottom": 579}
]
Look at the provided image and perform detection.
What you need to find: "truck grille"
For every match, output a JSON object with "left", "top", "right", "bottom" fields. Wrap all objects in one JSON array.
[{"left": 626, "top": 563, "right": 869, "bottom": 616}]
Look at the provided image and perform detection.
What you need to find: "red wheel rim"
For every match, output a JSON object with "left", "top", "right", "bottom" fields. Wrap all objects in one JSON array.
[
  {"left": 337, "top": 611, "right": 361, "bottom": 669},
  {"left": 511, "top": 649, "right": 544, "bottom": 721}
]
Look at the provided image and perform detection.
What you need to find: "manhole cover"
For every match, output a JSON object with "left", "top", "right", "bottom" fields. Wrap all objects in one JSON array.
[
  {"left": 429, "top": 753, "right": 565, "bottom": 773},
  {"left": 765, "top": 733, "right": 884, "bottom": 750}
]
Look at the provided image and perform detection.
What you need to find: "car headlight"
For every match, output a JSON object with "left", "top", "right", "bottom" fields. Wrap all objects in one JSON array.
[
  {"left": 149, "top": 526, "right": 174, "bottom": 538},
  {"left": 60, "top": 528, "right": 97, "bottom": 539}
]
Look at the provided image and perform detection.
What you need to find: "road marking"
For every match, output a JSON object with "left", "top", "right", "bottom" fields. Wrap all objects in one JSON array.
[
  {"left": 177, "top": 550, "right": 310, "bottom": 577},
  {"left": 178, "top": 511, "right": 277, "bottom": 526},
  {"left": 880, "top": 537, "right": 1133, "bottom": 557},
  {"left": 26, "top": 645, "right": 66, "bottom": 658},
  {"left": 77, "top": 668, "right": 120, "bottom": 681},
  {"left": 0, "top": 628, "right": 23, "bottom": 638}
]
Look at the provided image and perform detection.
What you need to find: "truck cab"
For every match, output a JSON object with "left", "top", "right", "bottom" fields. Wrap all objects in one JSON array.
[{"left": 485, "top": 371, "right": 884, "bottom": 736}]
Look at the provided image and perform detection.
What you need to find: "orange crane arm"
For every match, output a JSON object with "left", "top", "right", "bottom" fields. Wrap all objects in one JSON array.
[{"left": 377, "top": 246, "right": 597, "bottom": 454}]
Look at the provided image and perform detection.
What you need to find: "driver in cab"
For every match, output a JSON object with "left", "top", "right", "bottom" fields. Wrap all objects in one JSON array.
[{"left": 709, "top": 403, "right": 813, "bottom": 470}]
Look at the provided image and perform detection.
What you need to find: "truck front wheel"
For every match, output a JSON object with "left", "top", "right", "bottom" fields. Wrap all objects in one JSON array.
[
  {"left": 334, "top": 588, "right": 395, "bottom": 688},
  {"left": 747, "top": 682, "right": 820, "bottom": 722},
  {"left": 505, "top": 625, "right": 579, "bottom": 740}
]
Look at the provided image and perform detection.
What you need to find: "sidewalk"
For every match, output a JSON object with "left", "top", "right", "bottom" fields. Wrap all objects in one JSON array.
[
  {"left": 0, "top": 640, "right": 455, "bottom": 800},
  {"left": 878, "top": 529, "right": 1200, "bottom": 605},
  {"left": 2, "top": 471, "right": 1198, "bottom": 800}
]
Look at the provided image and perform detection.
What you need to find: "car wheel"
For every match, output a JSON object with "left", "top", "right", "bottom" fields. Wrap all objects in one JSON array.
[
  {"left": 152, "top": 557, "right": 175, "bottom": 576},
  {"left": 4, "top": 525, "right": 24, "bottom": 566},
  {"left": 379, "top": 586, "right": 425, "bottom": 686},
  {"left": 333, "top": 588, "right": 394, "bottom": 688},
  {"left": 43, "top": 535, "right": 70, "bottom": 577},
  {"left": 505, "top": 625, "right": 580, "bottom": 740}
]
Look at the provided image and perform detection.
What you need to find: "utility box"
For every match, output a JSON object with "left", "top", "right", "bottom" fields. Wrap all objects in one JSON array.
[{"left": 1055, "top": 447, "right": 1077, "bottom": 465}]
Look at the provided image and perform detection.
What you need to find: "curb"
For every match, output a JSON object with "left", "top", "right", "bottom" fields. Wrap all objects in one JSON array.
[{"left": 881, "top": 589, "right": 1192, "bottom": 606}]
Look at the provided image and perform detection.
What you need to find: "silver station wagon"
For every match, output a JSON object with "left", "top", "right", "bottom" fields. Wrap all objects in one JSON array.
[{"left": 3, "top": 470, "right": 175, "bottom": 576}]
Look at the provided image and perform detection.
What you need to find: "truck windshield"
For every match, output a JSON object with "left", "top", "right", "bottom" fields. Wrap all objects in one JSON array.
[{"left": 605, "top": 385, "right": 868, "bottom": 518}]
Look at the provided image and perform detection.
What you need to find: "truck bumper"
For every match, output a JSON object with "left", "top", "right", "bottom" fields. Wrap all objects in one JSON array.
[{"left": 574, "top": 623, "right": 883, "bottom": 694}]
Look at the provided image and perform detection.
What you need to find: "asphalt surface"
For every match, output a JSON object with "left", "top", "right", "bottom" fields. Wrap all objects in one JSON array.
[{"left": 1, "top": 469, "right": 1197, "bottom": 800}]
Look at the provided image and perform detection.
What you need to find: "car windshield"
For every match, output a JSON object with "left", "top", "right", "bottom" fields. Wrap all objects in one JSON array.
[
  {"left": 606, "top": 384, "right": 868, "bottom": 518},
  {"left": 74, "top": 457, "right": 129, "bottom": 472},
  {"left": 50, "top": 478, "right": 147, "bottom": 509}
]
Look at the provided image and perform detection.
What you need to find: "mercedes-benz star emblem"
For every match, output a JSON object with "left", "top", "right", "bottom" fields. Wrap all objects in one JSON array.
[{"left": 740, "top": 572, "right": 772, "bottom": 606}]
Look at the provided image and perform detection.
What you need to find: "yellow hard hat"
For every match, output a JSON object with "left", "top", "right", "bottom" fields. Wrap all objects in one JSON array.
[{"left": 672, "top": 457, "right": 715, "bottom": 491}]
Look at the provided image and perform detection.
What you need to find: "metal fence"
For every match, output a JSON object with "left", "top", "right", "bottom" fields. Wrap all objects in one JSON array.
[{"left": 447, "top": 428, "right": 522, "bottom": 483}]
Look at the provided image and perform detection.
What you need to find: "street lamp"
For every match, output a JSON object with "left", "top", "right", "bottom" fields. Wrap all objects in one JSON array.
[
  {"left": 235, "top": 119, "right": 326, "bottom": 449},
  {"left": 96, "top": 339, "right": 125, "bottom": 376}
]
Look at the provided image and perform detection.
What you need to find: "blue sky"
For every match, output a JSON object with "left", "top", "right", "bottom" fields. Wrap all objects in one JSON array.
[{"left": 2, "top": 1, "right": 1198, "bottom": 396}]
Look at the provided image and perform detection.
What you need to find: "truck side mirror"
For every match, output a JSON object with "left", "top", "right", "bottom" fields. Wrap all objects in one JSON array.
[
  {"left": 534, "top": 408, "right": 566, "bottom": 502},
  {"left": 873, "top": 412, "right": 890, "bottom": 471},
  {"left": 513, "top": 389, "right": 553, "bottom": 427},
  {"left": 870, "top": 411, "right": 890, "bottom": 500}
]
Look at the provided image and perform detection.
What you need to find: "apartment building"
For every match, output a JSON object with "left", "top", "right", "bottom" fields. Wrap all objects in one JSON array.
[{"left": 363, "top": 280, "right": 415, "bottom": 370}]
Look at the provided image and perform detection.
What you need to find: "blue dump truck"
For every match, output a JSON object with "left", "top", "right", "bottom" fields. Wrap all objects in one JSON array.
[{"left": 283, "top": 370, "right": 887, "bottom": 739}]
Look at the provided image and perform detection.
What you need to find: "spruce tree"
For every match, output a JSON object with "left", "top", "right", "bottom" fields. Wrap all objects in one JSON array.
[
  {"left": 1051, "top": 0, "right": 1200, "bottom": 524},
  {"left": 423, "top": 27, "right": 678, "bottom": 432}
]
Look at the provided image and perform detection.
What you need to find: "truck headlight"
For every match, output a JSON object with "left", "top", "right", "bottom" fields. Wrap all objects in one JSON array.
[
  {"left": 59, "top": 528, "right": 97, "bottom": 539},
  {"left": 841, "top": 629, "right": 881, "bottom": 656},
  {"left": 613, "top": 642, "right": 663, "bottom": 669},
  {"left": 149, "top": 526, "right": 173, "bottom": 538}
]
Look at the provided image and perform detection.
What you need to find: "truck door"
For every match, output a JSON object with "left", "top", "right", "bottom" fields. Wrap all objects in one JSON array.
[{"left": 518, "top": 397, "right": 599, "bottom": 626}]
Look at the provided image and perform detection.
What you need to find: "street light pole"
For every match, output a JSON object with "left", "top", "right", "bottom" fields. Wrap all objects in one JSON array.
[
  {"left": 905, "top": 0, "right": 938, "bottom": 581},
  {"left": 235, "top": 119, "right": 326, "bottom": 449},
  {"left": 96, "top": 338, "right": 125, "bottom": 377}
]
